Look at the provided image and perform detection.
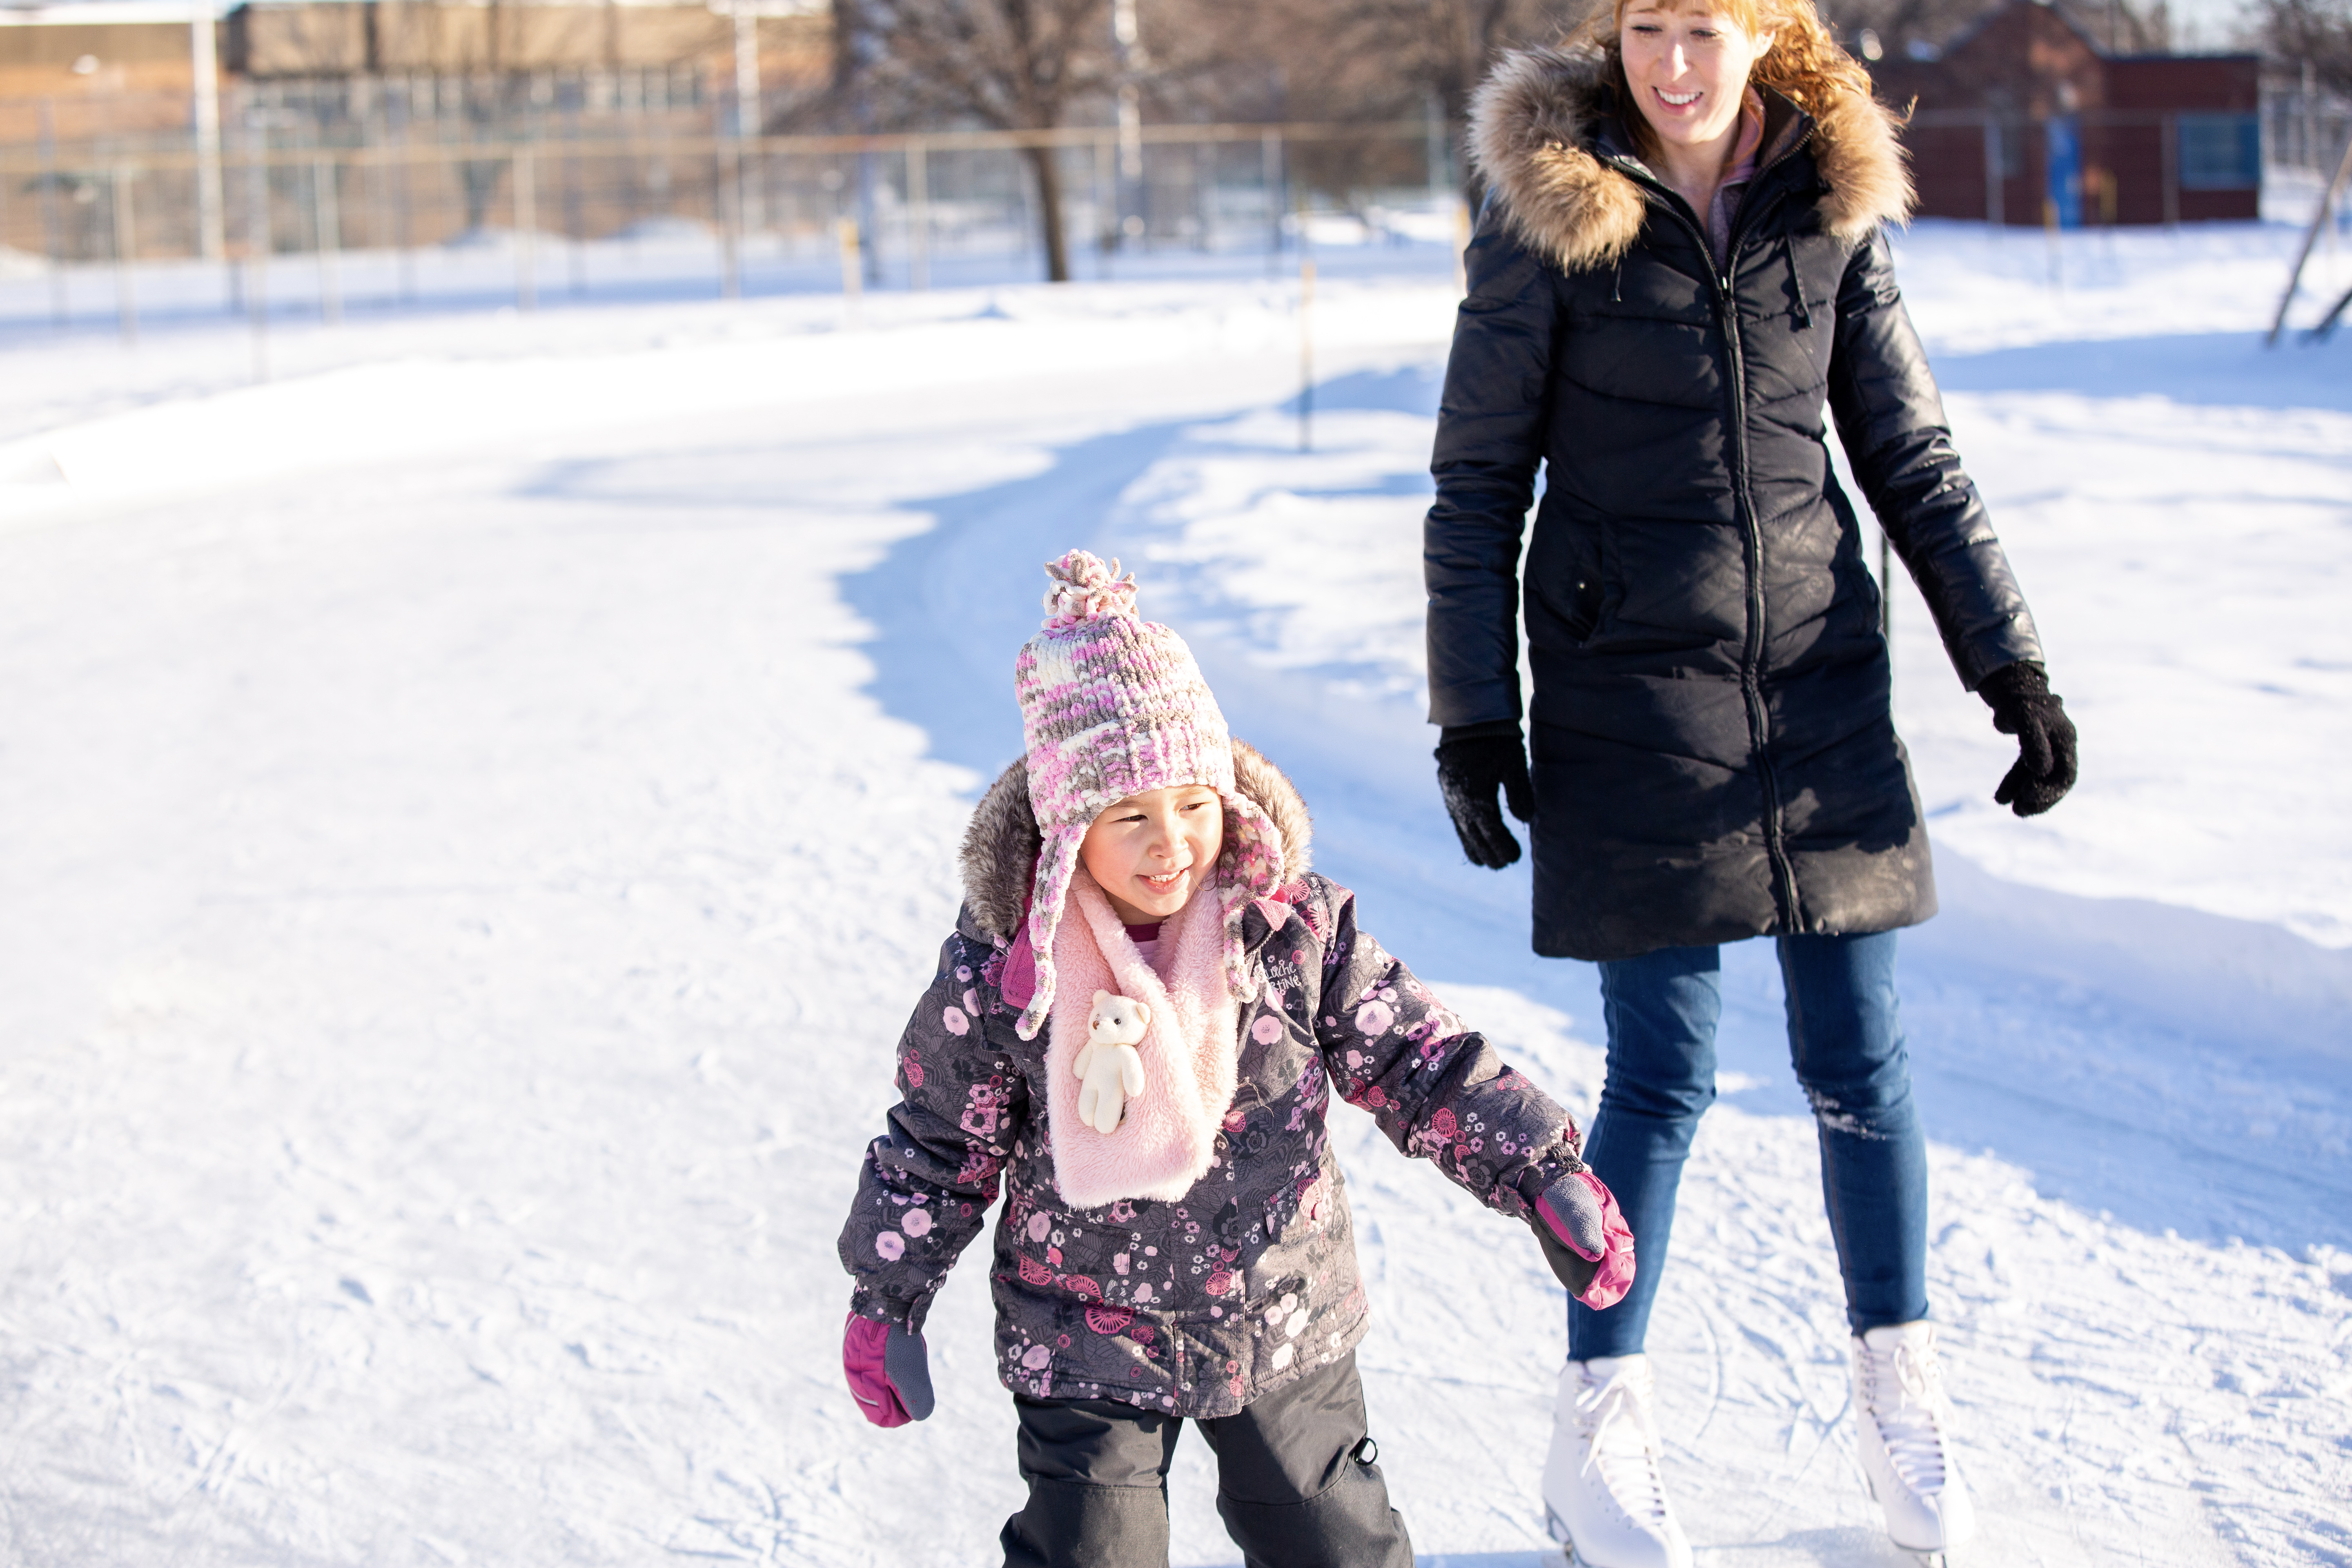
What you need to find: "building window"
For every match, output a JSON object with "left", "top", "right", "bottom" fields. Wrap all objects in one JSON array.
[{"left": 2176, "top": 113, "right": 2261, "bottom": 190}]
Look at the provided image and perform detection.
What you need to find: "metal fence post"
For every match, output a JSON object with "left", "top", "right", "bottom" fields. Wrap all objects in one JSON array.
[
  {"left": 314, "top": 156, "right": 341, "bottom": 323},
  {"left": 245, "top": 144, "right": 270, "bottom": 381},
  {"left": 1094, "top": 131, "right": 1115, "bottom": 266},
  {"left": 112, "top": 164, "right": 138, "bottom": 345},
  {"left": 907, "top": 137, "right": 929, "bottom": 290},
  {"left": 1193, "top": 139, "right": 1212, "bottom": 250},
  {"left": 1983, "top": 114, "right": 2003, "bottom": 227},
  {"left": 39, "top": 98, "right": 65, "bottom": 325},
  {"left": 2161, "top": 112, "right": 2179, "bottom": 230},
  {"left": 192, "top": 0, "right": 227, "bottom": 269},
  {"left": 835, "top": 212, "right": 860, "bottom": 326},
  {"left": 1262, "top": 127, "right": 1283, "bottom": 267},
  {"left": 396, "top": 135, "right": 417, "bottom": 305},
  {"left": 514, "top": 149, "right": 537, "bottom": 310},
  {"left": 564, "top": 124, "right": 586, "bottom": 297},
  {"left": 715, "top": 141, "right": 740, "bottom": 298},
  {"left": 1425, "top": 91, "right": 1448, "bottom": 197},
  {"left": 732, "top": 0, "right": 762, "bottom": 234}
]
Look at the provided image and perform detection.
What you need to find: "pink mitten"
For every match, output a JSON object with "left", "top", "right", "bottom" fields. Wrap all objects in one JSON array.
[
  {"left": 1533, "top": 1168, "right": 1637, "bottom": 1310},
  {"left": 843, "top": 1313, "right": 935, "bottom": 1427}
]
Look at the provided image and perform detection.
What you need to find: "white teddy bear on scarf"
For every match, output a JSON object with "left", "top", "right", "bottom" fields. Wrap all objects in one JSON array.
[{"left": 1073, "top": 990, "right": 1150, "bottom": 1135}]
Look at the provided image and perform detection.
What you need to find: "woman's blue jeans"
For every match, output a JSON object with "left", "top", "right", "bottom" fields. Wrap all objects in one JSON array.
[{"left": 1567, "top": 930, "right": 1929, "bottom": 1359}]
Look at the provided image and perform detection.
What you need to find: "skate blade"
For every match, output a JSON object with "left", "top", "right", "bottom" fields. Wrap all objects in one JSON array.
[
  {"left": 1536, "top": 1511, "right": 1594, "bottom": 1568},
  {"left": 1538, "top": 1505, "right": 1575, "bottom": 1568}
]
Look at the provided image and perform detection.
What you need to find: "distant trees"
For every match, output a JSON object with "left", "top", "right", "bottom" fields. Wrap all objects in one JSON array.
[
  {"left": 1179, "top": 0, "right": 1557, "bottom": 129},
  {"left": 1172, "top": 0, "right": 1559, "bottom": 198},
  {"left": 1826, "top": 0, "right": 2013, "bottom": 60},
  {"left": 2259, "top": 0, "right": 2352, "bottom": 94},
  {"left": 1802, "top": 0, "right": 2172, "bottom": 69},
  {"left": 833, "top": 0, "right": 1122, "bottom": 279}
]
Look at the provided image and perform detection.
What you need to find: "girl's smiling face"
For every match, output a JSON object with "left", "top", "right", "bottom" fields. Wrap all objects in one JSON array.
[
  {"left": 1079, "top": 784, "right": 1225, "bottom": 925},
  {"left": 1620, "top": 0, "right": 1774, "bottom": 158}
]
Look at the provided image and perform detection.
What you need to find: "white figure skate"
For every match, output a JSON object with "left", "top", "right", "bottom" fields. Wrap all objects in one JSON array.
[
  {"left": 1539, "top": 1354, "right": 1693, "bottom": 1568},
  {"left": 1852, "top": 1321, "right": 1977, "bottom": 1566}
]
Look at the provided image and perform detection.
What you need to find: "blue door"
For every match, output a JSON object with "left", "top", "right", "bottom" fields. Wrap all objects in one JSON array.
[{"left": 2045, "top": 116, "right": 2083, "bottom": 228}]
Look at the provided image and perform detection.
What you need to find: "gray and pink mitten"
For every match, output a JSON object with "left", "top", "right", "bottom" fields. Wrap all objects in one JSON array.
[
  {"left": 842, "top": 1313, "right": 935, "bottom": 1427},
  {"left": 1531, "top": 1167, "right": 1636, "bottom": 1310}
]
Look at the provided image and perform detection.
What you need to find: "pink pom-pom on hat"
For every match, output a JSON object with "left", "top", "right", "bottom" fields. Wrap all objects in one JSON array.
[
  {"left": 1011, "top": 549, "right": 1287, "bottom": 1040},
  {"left": 1042, "top": 552, "right": 1140, "bottom": 629}
]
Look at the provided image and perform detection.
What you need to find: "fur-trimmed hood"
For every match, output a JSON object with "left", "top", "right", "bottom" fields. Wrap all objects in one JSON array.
[
  {"left": 958, "top": 739, "right": 1313, "bottom": 945},
  {"left": 1468, "top": 43, "right": 1913, "bottom": 273}
]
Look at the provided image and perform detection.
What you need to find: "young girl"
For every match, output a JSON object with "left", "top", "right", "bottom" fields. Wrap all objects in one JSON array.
[{"left": 838, "top": 550, "right": 1633, "bottom": 1568}]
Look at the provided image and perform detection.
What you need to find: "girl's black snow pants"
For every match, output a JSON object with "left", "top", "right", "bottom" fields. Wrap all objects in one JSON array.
[{"left": 998, "top": 1350, "right": 1414, "bottom": 1568}]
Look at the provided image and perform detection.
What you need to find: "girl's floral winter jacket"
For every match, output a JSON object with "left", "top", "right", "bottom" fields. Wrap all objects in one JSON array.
[{"left": 838, "top": 742, "right": 1582, "bottom": 1417}]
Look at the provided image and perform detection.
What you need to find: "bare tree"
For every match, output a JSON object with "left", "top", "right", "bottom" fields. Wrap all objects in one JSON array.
[
  {"left": 2261, "top": 0, "right": 2352, "bottom": 93},
  {"left": 1826, "top": 0, "right": 2005, "bottom": 62},
  {"left": 1169, "top": 0, "right": 1572, "bottom": 200},
  {"left": 840, "top": 0, "right": 1118, "bottom": 280},
  {"left": 1829, "top": 0, "right": 2174, "bottom": 66}
]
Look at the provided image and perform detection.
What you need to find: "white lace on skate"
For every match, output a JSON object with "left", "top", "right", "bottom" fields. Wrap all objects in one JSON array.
[
  {"left": 1851, "top": 1323, "right": 1976, "bottom": 1558},
  {"left": 1574, "top": 1361, "right": 1674, "bottom": 1531},
  {"left": 1543, "top": 1355, "right": 1693, "bottom": 1568},
  {"left": 1858, "top": 1332, "right": 1952, "bottom": 1497}
]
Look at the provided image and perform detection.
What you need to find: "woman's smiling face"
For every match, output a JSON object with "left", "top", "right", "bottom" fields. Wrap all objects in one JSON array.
[
  {"left": 1619, "top": 0, "right": 1775, "bottom": 159},
  {"left": 1078, "top": 784, "right": 1225, "bottom": 925}
]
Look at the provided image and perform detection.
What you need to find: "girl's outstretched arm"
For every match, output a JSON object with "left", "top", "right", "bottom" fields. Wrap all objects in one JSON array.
[
  {"left": 838, "top": 929, "right": 1027, "bottom": 1332},
  {"left": 1306, "top": 879, "right": 1580, "bottom": 1218}
]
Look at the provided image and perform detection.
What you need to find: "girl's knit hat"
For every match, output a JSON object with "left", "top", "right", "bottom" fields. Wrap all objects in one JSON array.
[{"left": 1013, "top": 550, "right": 1287, "bottom": 1039}]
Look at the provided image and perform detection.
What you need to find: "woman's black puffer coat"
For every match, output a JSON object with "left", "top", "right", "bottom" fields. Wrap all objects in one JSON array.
[{"left": 1425, "top": 45, "right": 2045, "bottom": 962}]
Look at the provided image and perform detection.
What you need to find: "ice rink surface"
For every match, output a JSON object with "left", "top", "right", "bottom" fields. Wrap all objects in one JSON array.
[{"left": 1, "top": 221, "right": 2348, "bottom": 1566}]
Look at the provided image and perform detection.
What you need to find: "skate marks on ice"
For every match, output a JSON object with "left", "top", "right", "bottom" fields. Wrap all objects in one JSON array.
[
  {"left": 1337, "top": 986, "right": 2346, "bottom": 1568},
  {"left": 0, "top": 390, "right": 1169, "bottom": 1565},
  {"left": 1896, "top": 855, "right": 2352, "bottom": 1252}
]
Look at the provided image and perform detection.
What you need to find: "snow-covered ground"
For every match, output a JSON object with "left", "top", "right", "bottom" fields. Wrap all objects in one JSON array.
[{"left": 0, "top": 221, "right": 2347, "bottom": 1567}]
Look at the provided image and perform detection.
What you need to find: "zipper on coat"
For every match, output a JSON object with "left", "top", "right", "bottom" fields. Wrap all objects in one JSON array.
[
  {"left": 1613, "top": 146, "right": 1811, "bottom": 932},
  {"left": 1714, "top": 278, "right": 1803, "bottom": 931}
]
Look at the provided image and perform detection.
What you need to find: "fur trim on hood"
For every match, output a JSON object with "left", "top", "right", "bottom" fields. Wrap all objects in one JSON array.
[
  {"left": 959, "top": 739, "right": 1314, "bottom": 945},
  {"left": 1467, "top": 43, "right": 1914, "bottom": 274}
]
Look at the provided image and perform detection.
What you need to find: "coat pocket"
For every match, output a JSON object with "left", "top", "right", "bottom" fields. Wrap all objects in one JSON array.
[
  {"left": 1264, "top": 1171, "right": 1333, "bottom": 1245},
  {"left": 1530, "top": 520, "right": 1609, "bottom": 647}
]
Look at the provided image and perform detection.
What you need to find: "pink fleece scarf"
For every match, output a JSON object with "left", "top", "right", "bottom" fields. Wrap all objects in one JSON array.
[{"left": 1042, "top": 868, "right": 1241, "bottom": 1211}]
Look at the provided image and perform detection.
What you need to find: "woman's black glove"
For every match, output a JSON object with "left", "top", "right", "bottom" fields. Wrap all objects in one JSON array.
[
  {"left": 1434, "top": 727, "right": 1534, "bottom": 868},
  {"left": 1979, "top": 661, "right": 2077, "bottom": 817}
]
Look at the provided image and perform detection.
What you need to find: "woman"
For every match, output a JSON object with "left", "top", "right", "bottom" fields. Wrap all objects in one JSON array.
[{"left": 1423, "top": 0, "right": 2078, "bottom": 1564}]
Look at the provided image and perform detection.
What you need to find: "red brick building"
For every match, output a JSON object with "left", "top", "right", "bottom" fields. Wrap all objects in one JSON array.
[{"left": 1871, "top": 0, "right": 2261, "bottom": 226}]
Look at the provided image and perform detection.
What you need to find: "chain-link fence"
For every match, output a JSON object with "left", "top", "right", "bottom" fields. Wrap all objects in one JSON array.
[
  {"left": 2264, "top": 79, "right": 2352, "bottom": 174},
  {"left": 0, "top": 87, "right": 1461, "bottom": 332}
]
